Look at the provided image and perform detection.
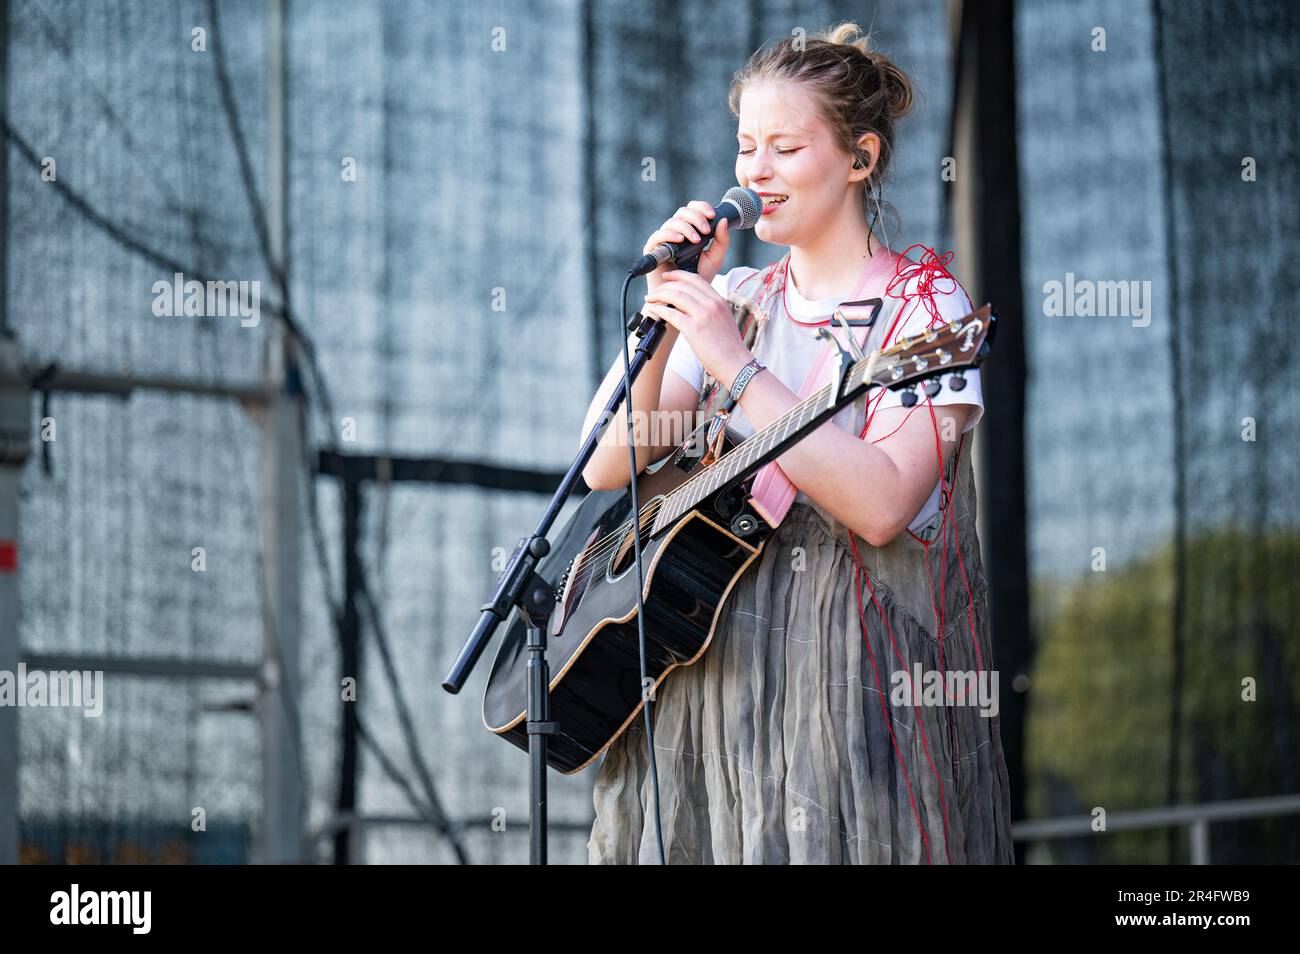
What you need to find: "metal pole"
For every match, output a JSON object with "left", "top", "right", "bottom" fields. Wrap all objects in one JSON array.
[
  {"left": 0, "top": 335, "right": 26, "bottom": 865},
  {"left": 0, "top": 0, "right": 16, "bottom": 867},
  {"left": 335, "top": 472, "right": 362, "bottom": 865},
  {"left": 954, "top": 0, "right": 1030, "bottom": 861},
  {"left": 0, "top": 0, "right": 8, "bottom": 338},
  {"left": 1189, "top": 818, "right": 1210, "bottom": 865},
  {"left": 257, "top": 0, "right": 302, "bottom": 864}
]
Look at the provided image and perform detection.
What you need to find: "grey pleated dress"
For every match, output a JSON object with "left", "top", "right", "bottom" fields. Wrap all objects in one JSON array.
[{"left": 586, "top": 261, "right": 1015, "bottom": 864}]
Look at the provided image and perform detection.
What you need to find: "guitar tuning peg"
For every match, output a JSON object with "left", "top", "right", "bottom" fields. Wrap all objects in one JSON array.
[
  {"left": 923, "top": 379, "right": 942, "bottom": 399},
  {"left": 900, "top": 386, "right": 919, "bottom": 408},
  {"left": 948, "top": 372, "right": 967, "bottom": 392}
]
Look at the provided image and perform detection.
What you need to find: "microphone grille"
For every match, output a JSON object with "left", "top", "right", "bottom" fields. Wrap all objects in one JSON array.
[{"left": 722, "top": 186, "right": 763, "bottom": 229}]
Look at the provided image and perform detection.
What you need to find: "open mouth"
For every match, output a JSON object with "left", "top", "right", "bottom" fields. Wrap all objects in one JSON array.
[{"left": 761, "top": 194, "right": 789, "bottom": 212}]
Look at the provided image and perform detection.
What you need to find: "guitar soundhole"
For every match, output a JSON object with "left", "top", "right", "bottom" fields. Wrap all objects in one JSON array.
[
  {"left": 610, "top": 513, "right": 655, "bottom": 578},
  {"left": 610, "top": 526, "right": 636, "bottom": 577}
]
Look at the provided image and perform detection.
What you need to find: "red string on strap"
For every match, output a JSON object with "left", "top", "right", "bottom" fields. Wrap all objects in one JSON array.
[{"left": 884, "top": 244, "right": 960, "bottom": 333}]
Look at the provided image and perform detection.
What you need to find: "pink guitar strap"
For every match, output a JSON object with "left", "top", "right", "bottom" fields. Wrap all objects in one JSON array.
[{"left": 746, "top": 252, "right": 903, "bottom": 529}]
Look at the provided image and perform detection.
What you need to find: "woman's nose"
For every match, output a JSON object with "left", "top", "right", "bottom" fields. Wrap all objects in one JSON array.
[{"left": 747, "top": 151, "right": 773, "bottom": 180}]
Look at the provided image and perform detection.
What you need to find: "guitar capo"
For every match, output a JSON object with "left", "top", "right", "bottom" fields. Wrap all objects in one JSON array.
[{"left": 812, "top": 297, "right": 881, "bottom": 410}]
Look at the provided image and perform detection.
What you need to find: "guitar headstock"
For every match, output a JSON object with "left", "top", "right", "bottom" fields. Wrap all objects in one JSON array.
[{"left": 857, "top": 304, "right": 996, "bottom": 405}]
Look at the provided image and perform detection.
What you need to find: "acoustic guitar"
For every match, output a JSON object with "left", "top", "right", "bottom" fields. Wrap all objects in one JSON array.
[{"left": 482, "top": 305, "right": 995, "bottom": 773}]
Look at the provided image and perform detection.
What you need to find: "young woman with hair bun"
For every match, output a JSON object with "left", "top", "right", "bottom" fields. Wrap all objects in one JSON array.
[{"left": 582, "top": 22, "right": 1013, "bottom": 865}]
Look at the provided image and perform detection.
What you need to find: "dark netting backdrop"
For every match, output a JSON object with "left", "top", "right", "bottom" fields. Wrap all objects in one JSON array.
[{"left": 4, "top": 0, "right": 1293, "bottom": 865}]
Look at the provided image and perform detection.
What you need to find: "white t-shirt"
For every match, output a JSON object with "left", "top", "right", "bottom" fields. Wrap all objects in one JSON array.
[{"left": 665, "top": 262, "right": 985, "bottom": 536}]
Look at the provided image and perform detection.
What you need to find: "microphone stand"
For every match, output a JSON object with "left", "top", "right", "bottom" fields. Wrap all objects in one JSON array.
[{"left": 442, "top": 256, "right": 698, "bottom": 864}]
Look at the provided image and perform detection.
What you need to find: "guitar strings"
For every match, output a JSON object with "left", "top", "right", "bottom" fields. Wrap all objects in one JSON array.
[
  {"left": 563, "top": 363, "right": 848, "bottom": 585},
  {"left": 562, "top": 329, "right": 969, "bottom": 587},
  {"left": 564, "top": 344, "right": 909, "bottom": 583}
]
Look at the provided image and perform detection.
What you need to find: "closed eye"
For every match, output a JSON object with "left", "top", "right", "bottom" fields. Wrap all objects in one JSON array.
[{"left": 737, "top": 147, "right": 801, "bottom": 156}]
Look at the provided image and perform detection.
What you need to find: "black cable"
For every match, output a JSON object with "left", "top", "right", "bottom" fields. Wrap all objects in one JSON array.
[
  {"left": 205, "top": 0, "right": 339, "bottom": 453},
  {"left": 0, "top": 114, "right": 215, "bottom": 282},
  {"left": 353, "top": 714, "right": 456, "bottom": 860},
  {"left": 1151, "top": 0, "right": 1187, "bottom": 866},
  {"left": 293, "top": 389, "right": 469, "bottom": 857},
  {"left": 618, "top": 272, "right": 666, "bottom": 864},
  {"left": 0, "top": 111, "right": 330, "bottom": 438},
  {"left": 171, "top": 42, "right": 315, "bottom": 818},
  {"left": 356, "top": 575, "right": 470, "bottom": 864},
  {"left": 24, "top": 0, "right": 190, "bottom": 213},
  {"left": 206, "top": 0, "right": 285, "bottom": 297}
]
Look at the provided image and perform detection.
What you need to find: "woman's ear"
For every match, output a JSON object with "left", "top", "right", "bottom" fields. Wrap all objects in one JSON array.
[{"left": 852, "top": 132, "right": 881, "bottom": 182}]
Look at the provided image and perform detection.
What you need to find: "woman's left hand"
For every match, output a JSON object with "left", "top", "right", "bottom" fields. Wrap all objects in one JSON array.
[{"left": 641, "top": 270, "right": 753, "bottom": 387}]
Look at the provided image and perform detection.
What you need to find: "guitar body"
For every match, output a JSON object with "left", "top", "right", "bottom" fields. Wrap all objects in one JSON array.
[{"left": 481, "top": 446, "right": 773, "bottom": 774}]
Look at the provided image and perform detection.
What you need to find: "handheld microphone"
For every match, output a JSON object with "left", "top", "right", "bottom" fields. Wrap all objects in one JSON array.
[{"left": 628, "top": 186, "right": 762, "bottom": 277}]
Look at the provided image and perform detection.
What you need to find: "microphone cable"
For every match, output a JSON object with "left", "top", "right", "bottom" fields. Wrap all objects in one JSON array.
[
  {"left": 608, "top": 189, "right": 758, "bottom": 864},
  {"left": 617, "top": 270, "right": 668, "bottom": 865}
]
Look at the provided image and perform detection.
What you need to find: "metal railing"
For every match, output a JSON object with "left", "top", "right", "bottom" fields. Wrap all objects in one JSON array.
[
  {"left": 306, "top": 812, "right": 596, "bottom": 864},
  {"left": 307, "top": 795, "right": 1300, "bottom": 864},
  {"left": 1012, "top": 793, "right": 1300, "bottom": 863}
]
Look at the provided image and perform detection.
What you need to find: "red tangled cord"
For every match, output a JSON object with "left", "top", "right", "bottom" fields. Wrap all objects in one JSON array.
[{"left": 846, "top": 245, "right": 984, "bottom": 865}]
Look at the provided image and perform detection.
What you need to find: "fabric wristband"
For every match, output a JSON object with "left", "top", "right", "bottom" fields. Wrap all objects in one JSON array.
[{"left": 721, "top": 358, "right": 765, "bottom": 412}]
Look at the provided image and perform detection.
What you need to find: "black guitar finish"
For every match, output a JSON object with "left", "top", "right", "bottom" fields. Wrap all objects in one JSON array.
[{"left": 481, "top": 448, "right": 771, "bottom": 774}]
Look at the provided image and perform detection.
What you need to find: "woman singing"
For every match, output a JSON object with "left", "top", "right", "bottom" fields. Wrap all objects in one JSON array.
[{"left": 578, "top": 22, "right": 1013, "bottom": 864}]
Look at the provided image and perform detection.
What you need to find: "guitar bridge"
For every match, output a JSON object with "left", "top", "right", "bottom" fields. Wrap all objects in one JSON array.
[{"left": 554, "top": 558, "right": 574, "bottom": 604}]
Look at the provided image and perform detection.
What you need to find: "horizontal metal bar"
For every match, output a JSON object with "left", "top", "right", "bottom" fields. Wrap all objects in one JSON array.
[
  {"left": 309, "top": 812, "right": 594, "bottom": 840},
  {"left": 1012, "top": 793, "right": 1300, "bottom": 841},
  {"left": 316, "top": 449, "right": 581, "bottom": 495},
  {"left": 25, "top": 367, "right": 271, "bottom": 406},
  {"left": 19, "top": 652, "right": 259, "bottom": 681}
]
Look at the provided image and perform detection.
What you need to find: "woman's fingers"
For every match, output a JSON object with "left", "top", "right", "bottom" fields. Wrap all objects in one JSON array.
[
  {"left": 709, "top": 216, "right": 728, "bottom": 247},
  {"left": 659, "top": 269, "right": 720, "bottom": 297},
  {"left": 670, "top": 213, "right": 705, "bottom": 243},
  {"left": 669, "top": 218, "right": 700, "bottom": 243},
  {"left": 686, "top": 200, "right": 716, "bottom": 232},
  {"left": 645, "top": 280, "right": 710, "bottom": 316},
  {"left": 696, "top": 217, "right": 728, "bottom": 281},
  {"left": 678, "top": 202, "right": 715, "bottom": 239},
  {"left": 681, "top": 202, "right": 712, "bottom": 236},
  {"left": 645, "top": 224, "right": 686, "bottom": 252},
  {"left": 646, "top": 201, "right": 718, "bottom": 250},
  {"left": 642, "top": 201, "right": 718, "bottom": 259},
  {"left": 641, "top": 301, "right": 684, "bottom": 332}
]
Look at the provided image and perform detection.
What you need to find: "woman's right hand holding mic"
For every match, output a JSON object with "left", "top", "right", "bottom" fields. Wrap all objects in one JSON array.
[{"left": 642, "top": 199, "right": 731, "bottom": 296}]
